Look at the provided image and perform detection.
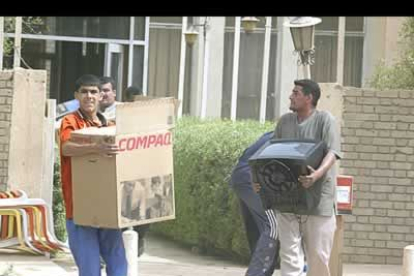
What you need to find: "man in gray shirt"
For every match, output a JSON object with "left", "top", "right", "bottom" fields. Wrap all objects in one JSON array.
[{"left": 273, "top": 79, "right": 341, "bottom": 276}]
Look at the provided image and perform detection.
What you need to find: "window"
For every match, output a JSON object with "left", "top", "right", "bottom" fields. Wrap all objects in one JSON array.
[
  {"left": 312, "top": 17, "right": 364, "bottom": 87},
  {"left": 147, "top": 17, "right": 182, "bottom": 99},
  {"left": 222, "top": 17, "right": 278, "bottom": 120},
  {"left": 33, "top": 17, "right": 131, "bottom": 40}
]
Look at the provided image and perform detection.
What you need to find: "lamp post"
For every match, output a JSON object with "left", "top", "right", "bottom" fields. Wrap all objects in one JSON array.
[{"left": 284, "top": 17, "right": 321, "bottom": 79}]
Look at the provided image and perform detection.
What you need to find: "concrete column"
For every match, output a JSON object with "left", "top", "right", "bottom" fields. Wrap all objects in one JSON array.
[
  {"left": 123, "top": 228, "right": 138, "bottom": 276},
  {"left": 403, "top": 245, "right": 414, "bottom": 276},
  {"left": 274, "top": 17, "right": 297, "bottom": 119},
  {"left": 189, "top": 17, "right": 204, "bottom": 117},
  {"left": 205, "top": 17, "right": 225, "bottom": 118},
  {"left": 2, "top": 68, "right": 52, "bottom": 207},
  {"left": 189, "top": 17, "right": 225, "bottom": 118},
  {"left": 336, "top": 17, "right": 346, "bottom": 85},
  {"left": 361, "top": 17, "right": 386, "bottom": 87}
]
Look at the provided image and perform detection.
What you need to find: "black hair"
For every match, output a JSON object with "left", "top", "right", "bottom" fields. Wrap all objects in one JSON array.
[
  {"left": 75, "top": 74, "right": 102, "bottom": 91},
  {"left": 125, "top": 86, "right": 143, "bottom": 102},
  {"left": 99, "top": 76, "right": 116, "bottom": 90},
  {"left": 151, "top": 176, "right": 161, "bottom": 185},
  {"left": 294, "top": 79, "right": 321, "bottom": 107}
]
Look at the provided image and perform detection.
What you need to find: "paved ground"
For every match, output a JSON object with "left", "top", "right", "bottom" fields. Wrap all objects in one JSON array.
[{"left": 0, "top": 233, "right": 403, "bottom": 276}]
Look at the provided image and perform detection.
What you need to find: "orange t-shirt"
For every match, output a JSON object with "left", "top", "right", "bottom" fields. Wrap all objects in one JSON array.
[{"left": 59, "top": 110, "right": 111, "bottom": 219}]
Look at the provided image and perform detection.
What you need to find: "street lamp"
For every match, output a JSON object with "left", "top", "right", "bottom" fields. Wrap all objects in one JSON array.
[
  {"left": 284, "top": 17, "right": 321, "bottom": 79},
  {"left": 241, "top": 17, "right": 259, "bottom": 33},
  {"left": 184, "top": 17, "right": 260, "bottom": 45},
  {"left": 183, "top": 25, "right": 199, "bottom": 46},
  {"left": 184, "top": 17, "right": 210, "bottom": 47}
]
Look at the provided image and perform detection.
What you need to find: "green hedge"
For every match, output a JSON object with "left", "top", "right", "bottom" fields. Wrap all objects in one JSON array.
[
  {"left": 152, "top": 116, "right": 273, "bottom": 262},
  {"left": 53, "top": 162, "right": 67, "bottom": 242},
  {"left": 52, "top": 116, "right": 274, "bottom": 262}
]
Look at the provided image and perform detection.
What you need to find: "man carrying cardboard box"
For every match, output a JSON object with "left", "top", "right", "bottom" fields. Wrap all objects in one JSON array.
[
  {"left": 99, "top": 80, "right": 150, "bottom": 257},
  {"left": 60, "top": 74, "right": 127, "bottom": 276}
]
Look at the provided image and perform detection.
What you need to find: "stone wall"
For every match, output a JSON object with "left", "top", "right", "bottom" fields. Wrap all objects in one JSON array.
[{"left": 340, "top": 87, "right": 414, "bottom": 264}]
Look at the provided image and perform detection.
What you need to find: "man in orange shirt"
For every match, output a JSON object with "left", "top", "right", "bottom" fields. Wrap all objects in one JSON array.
[{"left": 60, "top": 74, "right": 127, "bottom": 276}]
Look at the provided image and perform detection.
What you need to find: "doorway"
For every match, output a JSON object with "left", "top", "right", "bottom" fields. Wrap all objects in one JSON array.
[{"left": 104, "top": 43, "right": 124, "bottom": 101}]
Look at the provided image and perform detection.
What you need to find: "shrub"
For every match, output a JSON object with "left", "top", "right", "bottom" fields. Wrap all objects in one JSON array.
[
  {"left": 152, "top": 116, "right": 274, "bottom": 262},
  {"left": 53, "top": 162, "right": 67, "bottom": 242}
]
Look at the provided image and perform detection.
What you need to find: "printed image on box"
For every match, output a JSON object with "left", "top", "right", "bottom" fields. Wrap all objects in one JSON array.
[{"left": 121, "top": 174, "right": 174, "bottom": 223}]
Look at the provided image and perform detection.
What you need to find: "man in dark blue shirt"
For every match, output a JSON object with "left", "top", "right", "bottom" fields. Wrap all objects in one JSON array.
[{"left": 229, "top": 131, "right": 279, "bottom": 276}]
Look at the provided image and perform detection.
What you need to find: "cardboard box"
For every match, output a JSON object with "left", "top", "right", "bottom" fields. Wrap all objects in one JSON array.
[{"left": 70, "top": 98, "right": 177, "bottom": 229}]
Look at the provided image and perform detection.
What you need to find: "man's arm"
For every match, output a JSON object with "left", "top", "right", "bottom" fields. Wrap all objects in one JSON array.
[
  {"left": 299, "top": 151, "right": 337, "bottom": 189},
  {"left": 61, "top": 140, "right": 119, "bottom": 157},
  {"left": 60, "top": 115, "right": 119, "bottom": 158}
]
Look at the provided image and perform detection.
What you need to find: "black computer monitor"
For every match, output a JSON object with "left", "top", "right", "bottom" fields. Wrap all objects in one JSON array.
[{"left": 249, "top": 139, "right": 327, "bottom": 213}]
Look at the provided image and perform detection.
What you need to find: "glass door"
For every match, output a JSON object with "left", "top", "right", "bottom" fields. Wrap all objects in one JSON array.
[{"left": 104, "top": 43, "right": 124, "bottom": 101}]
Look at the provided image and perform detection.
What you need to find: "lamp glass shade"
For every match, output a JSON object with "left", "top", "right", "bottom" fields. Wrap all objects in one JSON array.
[
  {"left": 184, "top": 30, "right": 199, "bottom": 46},
  {"left": 290, "top": 25, "right": 316, "bottom": 51},
  {"left": 241, "top": 17, "right": 259, "bottom": 33}
]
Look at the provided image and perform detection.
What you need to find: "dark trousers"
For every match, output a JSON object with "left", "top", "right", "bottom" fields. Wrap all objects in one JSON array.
[
  {"left": 133, "top": 224, "right": 150, "bottom": 240},
  {"left": 231, "top": 182, "right": 280, "bottom": 276}
]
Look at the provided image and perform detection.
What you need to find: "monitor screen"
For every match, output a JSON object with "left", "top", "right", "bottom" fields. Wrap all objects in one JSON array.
[
  {"left": 56, "top": 99, "right": 79, "bottom": 119},
  {"left": 259, "top": 141, "right": 317, "bottom": 160}
]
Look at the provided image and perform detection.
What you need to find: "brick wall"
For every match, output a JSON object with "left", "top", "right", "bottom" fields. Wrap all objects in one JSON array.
[
  {"left": 0, "top": 71, "right": 13, "bottom": 191},
  {"left": 341, "top": 87, "right": 414, "bottom": 264}
]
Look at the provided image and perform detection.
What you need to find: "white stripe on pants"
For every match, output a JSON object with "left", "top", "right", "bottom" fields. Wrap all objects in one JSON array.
[{"left": 276, "top": 213, "right": 336, "bottom": 276}]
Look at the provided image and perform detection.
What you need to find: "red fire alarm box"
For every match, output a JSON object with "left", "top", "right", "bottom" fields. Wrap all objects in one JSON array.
[{"left": 336, "top": 175, "right": 353, "bottom": 215}]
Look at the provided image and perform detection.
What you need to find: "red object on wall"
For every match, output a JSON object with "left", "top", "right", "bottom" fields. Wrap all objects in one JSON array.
[{"left": 336, "top": 175, "right": 354, "bottom": 215}]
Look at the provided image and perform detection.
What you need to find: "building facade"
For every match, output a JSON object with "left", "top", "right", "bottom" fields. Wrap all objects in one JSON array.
[{"left": 2, "top": 16, "right": 406, "bottom": 120}]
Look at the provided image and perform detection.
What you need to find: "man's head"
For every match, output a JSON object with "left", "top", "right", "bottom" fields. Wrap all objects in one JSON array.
[
  {"left": 151, "top": 176, "right": 162, "bottom": 196},
  {"left": 99, "top": 76, "right": 117, "bottom": 110},
  {"left": 289, "top": 79, "right": 321, "bottom": 112},
  {"left": 125, "top": 86, "right": 143, "bottom": 102},
  {"left": 122, "top": 181, "right": 136, "bottom": 193},
  {"left": 74, "top": 74, "right": 102, "bottom": 116}
]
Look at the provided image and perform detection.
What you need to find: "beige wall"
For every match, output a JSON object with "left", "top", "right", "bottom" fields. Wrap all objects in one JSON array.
[
  {"left": 362, "top": 17, "right": 407, "bottom": 87},
  {"left": 0, "top": 68, "right": 54, "bottom": 205},
  {"left": 318, "top": 83, "right": 344, "bottom": 130},
  {"left": 384, "top": 17, "right": 406, "bottom": 66}
]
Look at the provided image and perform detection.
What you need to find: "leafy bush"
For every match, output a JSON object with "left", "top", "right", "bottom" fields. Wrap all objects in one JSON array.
[
  {"left": 53, "top": 162, "right": 67, "bottom": 242},
  {"left": 152, "top": 116, "right": 274, "bottom": 262}
]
